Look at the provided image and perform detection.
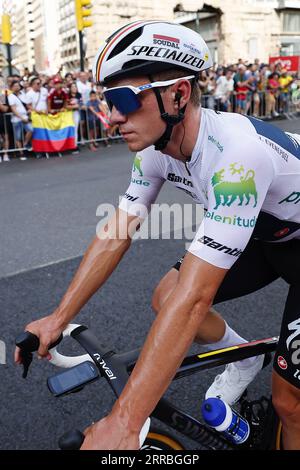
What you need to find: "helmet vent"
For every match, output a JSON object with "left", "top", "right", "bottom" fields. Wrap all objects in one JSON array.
[{"left": 107, "top": 28, "right": 143, "bottom": 61}]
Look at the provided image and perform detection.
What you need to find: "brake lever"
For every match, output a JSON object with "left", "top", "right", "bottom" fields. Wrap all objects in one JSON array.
[
  {"left": 15, "top": 331, "right": 63, "bottom": 378},
  {"left": 21, "top": 352, "right": 33, "bottom": 379}
]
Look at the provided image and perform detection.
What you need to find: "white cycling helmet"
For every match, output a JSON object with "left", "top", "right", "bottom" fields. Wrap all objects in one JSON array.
[
  {"left": 93, "top": 20, "right": 212, "bottom": 151},
  {"left": 93, "top": 20, "right": 213, "bottom": 85}
]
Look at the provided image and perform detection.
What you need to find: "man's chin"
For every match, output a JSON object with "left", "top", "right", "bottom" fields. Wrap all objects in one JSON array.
[{"left": 126, "top": 141, "right": 147, "bottom": 152}]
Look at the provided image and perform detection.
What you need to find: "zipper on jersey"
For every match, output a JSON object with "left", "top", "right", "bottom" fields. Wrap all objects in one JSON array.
[{"left": 184, "top": 161, "right": 191, "bottom": 176}]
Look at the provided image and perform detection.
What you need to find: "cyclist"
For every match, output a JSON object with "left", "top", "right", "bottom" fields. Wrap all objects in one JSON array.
[{"left": 15, "top": 21, "right": 300, "bottom": 450}]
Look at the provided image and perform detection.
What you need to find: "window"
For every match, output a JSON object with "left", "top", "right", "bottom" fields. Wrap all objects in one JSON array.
[{"left": 282, "top": 11, "right": 300, "bottom": 33}]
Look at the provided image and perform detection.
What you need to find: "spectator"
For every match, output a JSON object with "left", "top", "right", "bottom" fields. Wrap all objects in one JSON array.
[
  {"left": 67, "top": 82, "right": 82, "bottom": 152},
  {"left": 214, "top": 68, "right": 234, "bottom": 111},
  {"left": 47, "top": 77, "right": 68, "bottom": 114},
  {"left": 0, "top": 93, "right": 10, "bottom": 162},
  {"left": 234, "top": 64, "right": 249, "bottom": 115},
  {"left": 76, "top": 71, "right": 91, "bottom": 105},
  {"left": 5, "top": 76, "right": 14, "bottom": 95},
  {"left": 88, "top": 69, "right": 93, "bottom": 83},
  {"left": 95, "top": 88, "right": 114, "bottom": 145},
  {"left": 87, "top": 90, "right": 102, "bottom": 151},
  {"left": 26, "top": 77, "right": 48, "bottom": 114},
  {"left": 22, "top": 67, "right": 31, "bottom": 80},
  {"left": 198, "top": 70, "right": 210, "bottom": 96},
  {"left": 65, "top": 72, "right": 74, "bottom": 88},
  {"left": 198, "top": 71, "right": 215, "bottom": 109},
  {"left": 279, "top": 68, "right": 293, "bottom": 114},
  {"left": 19, "top": 78, "right": 31, "bottom": 105},
  {"left": 266, "top": 72, "right": 280, "bottom": 119},
  {"left": 76, "top": 72, "right": 91, "bottom": 140},
  {"left": 46, "top": 77, "right": 55, "bottom": 92},
  {"left": 246, "top": 75, "right": 260, "bottom": 117},
  {"left": 8, "top": 80, "right": 33, "bottom": 161}
]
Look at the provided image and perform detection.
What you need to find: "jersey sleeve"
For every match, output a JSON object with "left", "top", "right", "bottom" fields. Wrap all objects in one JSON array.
[
  {"left": 188, "top": 137, "right": 275, "bottom": 269},
  {"left": 118, "top": 147, "right": 165, "bottom": 219}
]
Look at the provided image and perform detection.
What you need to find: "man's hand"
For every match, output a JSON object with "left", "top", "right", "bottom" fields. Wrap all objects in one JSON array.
[
  {"left": 80, "top": 413, "right": 140, "bottom": 450},
  {"left": 14, "top": 313, "right": 65, "bottom": 363}
]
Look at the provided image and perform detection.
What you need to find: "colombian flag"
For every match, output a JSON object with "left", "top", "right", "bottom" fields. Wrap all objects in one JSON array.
[{"left": 31, "top": 111, "right": 76, "bottom": 152}]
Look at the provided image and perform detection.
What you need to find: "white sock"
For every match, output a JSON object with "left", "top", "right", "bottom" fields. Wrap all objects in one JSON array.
[{"left": 204, "top": 322, "right": 258, "bottom": 368}]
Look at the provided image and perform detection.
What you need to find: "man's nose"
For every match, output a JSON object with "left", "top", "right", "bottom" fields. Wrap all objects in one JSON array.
[{"left": 110, "top": 106, "right": 127, "bottom": 125}]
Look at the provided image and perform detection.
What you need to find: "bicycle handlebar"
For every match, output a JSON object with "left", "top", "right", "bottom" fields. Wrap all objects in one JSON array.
[
  {"left": 58, "top": 420, "right": 151, "bottom": 450},
  {"left": 15, "top": 324, "right": 92, "bottom": 368},
  {"left": 16, "top": 323, "right": 151, "bottom": 450}
]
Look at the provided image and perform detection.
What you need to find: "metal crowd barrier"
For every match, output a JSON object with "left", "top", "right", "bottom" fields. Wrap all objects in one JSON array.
[
  {"left": 76, "top": 108, "right": 122, "bottom": 147},
  {"left": 201, "top": 90, "right": 300, "bottom": 118},
  {"left": 1, "top": 93, "right": 299, "bottom": 156},
  {"left": 0, "top": 110, "right": 122, "bottom": 157}
]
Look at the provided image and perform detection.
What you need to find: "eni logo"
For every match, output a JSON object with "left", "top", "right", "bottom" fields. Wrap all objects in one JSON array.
[
  {"left": 133, "top": 155, "right": 143, "bottom": 176},
  {"left": 211, "top": 163, "right": 258, "bottom": 210}
]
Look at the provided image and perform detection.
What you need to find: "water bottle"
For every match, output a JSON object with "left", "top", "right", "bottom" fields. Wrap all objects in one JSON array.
[{"left": 201, "top": 397, "right": 250, "bottom": 445}]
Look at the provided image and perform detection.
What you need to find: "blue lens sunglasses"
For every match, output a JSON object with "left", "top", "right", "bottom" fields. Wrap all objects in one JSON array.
[{"left": 103, "top": 75, "right": 195, "bottom": 115}]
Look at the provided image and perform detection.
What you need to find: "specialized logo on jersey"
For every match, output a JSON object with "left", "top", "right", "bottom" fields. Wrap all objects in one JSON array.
[
  {"left": 133, "top": 155, "right": 143, "bottom": 176},
  {"left": 211, "top": 163, "right": 258, "bottom": 210},
  {"left": 278, "top": 191, "right": 300, "bottom": 205},
  {"left": 277, "top": 356, "right": 288, "bottom": 370}
]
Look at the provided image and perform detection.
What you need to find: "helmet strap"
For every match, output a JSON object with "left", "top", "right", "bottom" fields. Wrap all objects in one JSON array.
[{"left": 148, "top": 75, "right": 187, "bottom": 151}]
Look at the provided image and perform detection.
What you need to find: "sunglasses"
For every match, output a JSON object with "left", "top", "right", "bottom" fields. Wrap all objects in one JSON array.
[{"left": 103, "top": 75, "right": 194, "bottom": 115}]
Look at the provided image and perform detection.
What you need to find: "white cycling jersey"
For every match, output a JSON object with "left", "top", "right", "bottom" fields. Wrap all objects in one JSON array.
[{"left": 119, "top": 109, "right": 300, "bottom": 269}]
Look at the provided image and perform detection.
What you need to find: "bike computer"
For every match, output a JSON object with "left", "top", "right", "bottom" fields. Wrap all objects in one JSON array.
[{"left": 47, "top": 361, "right": 99, "bottom": 397}]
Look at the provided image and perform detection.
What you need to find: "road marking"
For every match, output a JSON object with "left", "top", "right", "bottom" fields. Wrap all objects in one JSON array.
[{"left": 0, "top": 254, "right": 83, "bottom": 281}]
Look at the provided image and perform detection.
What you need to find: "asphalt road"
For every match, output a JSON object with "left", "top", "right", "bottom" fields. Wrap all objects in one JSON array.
[{"left": 0, "top": 117, "right": 299, "bottom": 449}]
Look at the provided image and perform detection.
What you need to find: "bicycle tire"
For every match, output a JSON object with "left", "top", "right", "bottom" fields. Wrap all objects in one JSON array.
[{"left": 141, "top": 428, "right": 185, "bottom": 450}]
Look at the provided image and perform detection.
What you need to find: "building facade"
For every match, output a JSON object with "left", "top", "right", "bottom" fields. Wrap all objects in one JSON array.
[
  {"left": 9, "top": 0, "right": 300, "bottom": 74},
  {"left": 12, "top": 0, "right": 60, "bottom": 74},
  {"left": 58, "top": 0, "right": 81, "bottom": 72},
  {"left": 85, "top": 0, "right": 176, "bottom": 67},
  {"left": 174, "top": 0, "right": 300, "bottom": 65},
  {"left": 12, "top": 0, "right": 44, "bottom": 73}
]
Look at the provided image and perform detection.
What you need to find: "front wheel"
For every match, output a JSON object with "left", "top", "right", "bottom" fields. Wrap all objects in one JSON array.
[{"left": 141, "top": 428, "right": 185, "bottom": 450}]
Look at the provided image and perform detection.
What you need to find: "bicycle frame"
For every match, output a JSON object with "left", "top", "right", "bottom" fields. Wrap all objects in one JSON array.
[
  {"left": 70, "top": 326, "right": 279, "bottom": 450},
  {"left": 16, "top": 326, "right": 278, "bottom": 450}
]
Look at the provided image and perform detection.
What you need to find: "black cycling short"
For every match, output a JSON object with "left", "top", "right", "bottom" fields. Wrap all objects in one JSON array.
[{"left": 173, "top": 238, "right": 300, "bottom": 389}]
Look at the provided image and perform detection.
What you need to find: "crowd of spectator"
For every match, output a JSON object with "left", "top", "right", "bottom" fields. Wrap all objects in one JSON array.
[
  {"left": 199, "top": 58, "right": 299, "bottom": 118},
  {"left": 0, "top": 69, "right": 118, "bottom": 162},
  {"left": 0, "top": 58, "right": 299, "bottom": 163}
]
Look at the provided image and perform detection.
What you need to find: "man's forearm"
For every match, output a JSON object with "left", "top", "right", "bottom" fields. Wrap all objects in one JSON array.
[
  {"left": 113, "top": 289, "right": 211, "bottom": 431},
  {"left": 112, "top": 254, "right": 226, "bottom": 432},
  {"left": 54, "top": 235, "right": 130, "bottom": 327}
]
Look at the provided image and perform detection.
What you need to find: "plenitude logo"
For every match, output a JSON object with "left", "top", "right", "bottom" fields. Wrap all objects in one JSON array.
[
  {"left": 205, "top": 211, "right": 257, "bottom": 228},
  {"left": 278, "top": 192, "right": 300, "bottom": 205}
]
